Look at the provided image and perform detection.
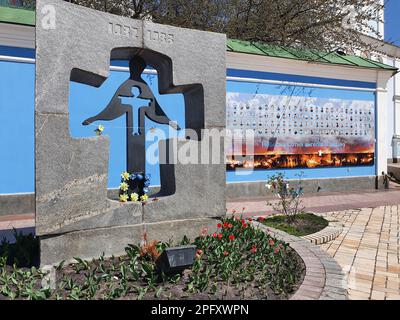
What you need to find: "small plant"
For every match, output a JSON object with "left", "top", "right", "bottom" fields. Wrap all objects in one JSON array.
[
  {"left": 139, "top": 240, "right": 161, "bottom": 261},
  {"left": 265, "top": 173, "right": 304, "bottom": 223}
]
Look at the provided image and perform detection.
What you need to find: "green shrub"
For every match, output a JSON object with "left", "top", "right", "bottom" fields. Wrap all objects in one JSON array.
[{"left": 0, "top": 229, "right": 39, "bottom": 268}]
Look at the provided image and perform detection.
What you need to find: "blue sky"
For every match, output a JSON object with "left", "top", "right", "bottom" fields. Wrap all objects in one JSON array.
[{"left": 385, "top": 0, "right": 400, "bottom": 45}]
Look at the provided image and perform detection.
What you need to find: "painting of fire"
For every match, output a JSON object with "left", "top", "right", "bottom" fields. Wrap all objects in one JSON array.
[{"left": 226, "top": 91, "right": 375, "bottom": 171}]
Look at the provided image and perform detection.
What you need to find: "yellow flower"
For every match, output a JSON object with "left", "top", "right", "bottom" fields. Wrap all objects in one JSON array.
[
  {"left": 130, "top": 193, "right": 139, "bottom": 202},
  {"left": 94, "top": 125, "right": 105, "bottom": 136},
  {"left": 119, "top": 182, "right": 129, "bottom": 192},
  {"left": 121, "top": 171, "right": 130, "bottom": 181},
  {"left": 140, "top": 194, "right": 149, "bottom": 202},
  {"left": 119, "top": 194, "right": 128, "bottom": 202}
]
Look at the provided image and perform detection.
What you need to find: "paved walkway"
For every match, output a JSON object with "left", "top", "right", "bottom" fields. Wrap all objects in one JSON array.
[
  {"left": 227, "top": 188, "right": 400, "bottom": 300},
  {"left": 227, "top": 188, "right": 400, "bottom": 217},
  {"left": 319, "top": 206, "right": 400, "bottom": 300},
  {"left": 0, "top": 213, "right": 35, "bottom": 242},
  {"left": 1, "top": 189, "right": 400, "bottom": 300}
]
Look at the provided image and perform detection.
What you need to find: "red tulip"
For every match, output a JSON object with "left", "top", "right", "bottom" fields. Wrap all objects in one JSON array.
[
  {"left": 229, "top": 235, "right": 235, "bottom": 241},
  {"left": 251, "top": 245, "right": 257, "bottom": 253}
]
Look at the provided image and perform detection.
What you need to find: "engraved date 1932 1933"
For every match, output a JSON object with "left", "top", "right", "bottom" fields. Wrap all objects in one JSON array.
[
  {"left": 146, "top": 30, "right": 174, "bottom": 45},
  {"left": 108, "top": 22, "right": 139, "bottom": 38},
  {"left": 108, "top": 22, "right": 174, "bottom": 45}
]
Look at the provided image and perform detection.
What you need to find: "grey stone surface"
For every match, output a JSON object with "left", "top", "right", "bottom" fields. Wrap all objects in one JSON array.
[
  {"left": 40, "top": 224, "right": 144, "bottom": 266},
  {"left": 0, "top": 193, "right": 34, "bottom": 216},
  {"left": 35, "top": 0, "right": 226, "bottom": 265},
  {"left": 40, "top": 217, "right": 218, "bottom": 266},
  {"left": 145, "top": 218, "right": 218, "bottom": 244},
  {"left": 144, "top": 138, "right": 226, "bottom": 223},
  {"left": 54, "top": 200, "right": 143, "bottom": 234},
  {"left": 142, "top": 21, "right": 226, "bottom": 130},
  {"left": 35, "top": 113, "right": 110, "bottom": 235},
  {"left": 388, "top": 163, "right": 400, "bottom": 180}
]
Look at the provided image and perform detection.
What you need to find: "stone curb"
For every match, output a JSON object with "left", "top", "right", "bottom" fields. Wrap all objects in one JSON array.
[
  {"left": 254, "top": 222, "right": 348, "bottom": 300},
  {"left": 301, "top": 220, "right": 343, "bottom": 245}
]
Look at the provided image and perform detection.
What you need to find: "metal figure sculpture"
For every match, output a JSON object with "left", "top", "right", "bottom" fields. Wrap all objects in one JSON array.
[{"left": 83, "top": 56, "right": 180, "bottom": 195}]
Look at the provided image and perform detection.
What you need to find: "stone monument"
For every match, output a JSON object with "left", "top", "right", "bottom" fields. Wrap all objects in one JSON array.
[{"left": 35, "top": 0, "right": 226, "bottom": 265}]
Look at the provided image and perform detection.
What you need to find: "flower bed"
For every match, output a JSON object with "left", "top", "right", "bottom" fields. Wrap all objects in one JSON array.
[
  {"left": 0, "top": 217, "right": 304, "bottom": 300},
  {"left": 262, "top": 213, "right": 329, "bottom": 237}
]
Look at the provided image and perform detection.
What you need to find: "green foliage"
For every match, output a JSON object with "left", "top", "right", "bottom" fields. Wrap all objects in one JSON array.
[
  {"left": 263, "top": 213, "right": 329, "bottom": 237},
  {"left": 192, "top": 216, "right": 301, "bottom": 295},
  {"left": 0, "top": 229, "right": 39, "bottom": 267},
  {"left": 0, "top": 218, "right": 302, "bottom": 299}
]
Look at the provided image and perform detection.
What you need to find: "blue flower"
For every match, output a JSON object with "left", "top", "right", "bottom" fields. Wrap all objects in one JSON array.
[
  {"left": 144, "top": 180, "right": 151, "bottom": 187},
  {"left": 145, "top": 174, "right": 151, "bottom": 181},
  {"left": 143, "top": 187, "right": 150, "bottom": 194},
  {"left": 130, "top": 173, "right": 137, "bottom": 180}
]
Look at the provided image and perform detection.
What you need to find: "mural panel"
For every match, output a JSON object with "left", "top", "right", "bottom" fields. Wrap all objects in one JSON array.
[{"left": 226, "top": 86, "right": 375, "bottom": 170}]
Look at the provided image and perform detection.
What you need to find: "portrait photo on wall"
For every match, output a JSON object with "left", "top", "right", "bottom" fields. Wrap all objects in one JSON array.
[{"left": 226, "top": 85, "right": 375, "bottom": 171}]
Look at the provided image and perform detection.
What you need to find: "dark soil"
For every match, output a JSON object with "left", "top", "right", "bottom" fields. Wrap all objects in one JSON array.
[
  {"left": 263, "top": 213, "right": 329, "bottom": 237},
  {"left": 53, "top": 248, "right": 305, "bottom": 300},
  {"left": 1, "top": 218, "right": 306, "bottom": 300}
]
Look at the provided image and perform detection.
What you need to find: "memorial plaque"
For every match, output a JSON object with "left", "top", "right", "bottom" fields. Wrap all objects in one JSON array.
[{"left": 35, "top": 0, "right": 226, "bottom": 265}]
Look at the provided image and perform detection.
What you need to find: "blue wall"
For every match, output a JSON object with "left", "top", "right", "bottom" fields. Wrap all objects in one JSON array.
[
  {"left": 0, "top": 60, "right": 34, "bottom": 194},
  {"left": 0, "top": 46, "right": 377, "bottom": 194}
]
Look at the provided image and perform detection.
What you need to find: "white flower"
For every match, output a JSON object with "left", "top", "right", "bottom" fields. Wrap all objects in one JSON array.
[{"left": 265, "top": 183, "right": 272, "bottom": 190}]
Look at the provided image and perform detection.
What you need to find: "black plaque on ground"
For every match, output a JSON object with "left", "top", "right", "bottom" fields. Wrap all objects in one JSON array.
[{"left": 155, "top": 245, "right": 196, "bottom": 274}]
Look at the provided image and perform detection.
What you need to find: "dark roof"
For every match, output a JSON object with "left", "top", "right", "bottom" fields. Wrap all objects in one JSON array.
[{"left": 227, "top": 39, "right": 397, "bottom": 72}]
